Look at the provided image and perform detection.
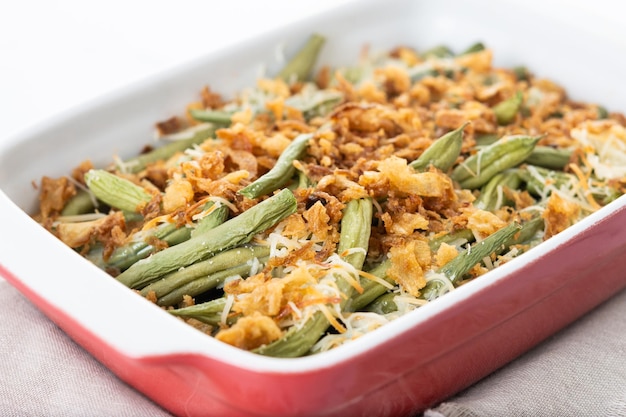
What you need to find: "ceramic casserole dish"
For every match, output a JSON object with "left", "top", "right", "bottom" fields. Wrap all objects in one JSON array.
[{"left": 1, "top": 0, "right": 626, "bottom": 416}]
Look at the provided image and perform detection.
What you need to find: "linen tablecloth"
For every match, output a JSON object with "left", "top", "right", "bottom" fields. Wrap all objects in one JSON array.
[{"left": 2, "top": 277, "right": 625, "bottom": 416}]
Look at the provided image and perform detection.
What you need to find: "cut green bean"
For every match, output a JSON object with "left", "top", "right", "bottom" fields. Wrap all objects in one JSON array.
[
  {"left": 61, "top": 189, "right": 97, "bottom": 216},
  {"left": 141, "top": 245, "right": 270, "bottom": 306},
  {"left": 428, "top": 228, "right": 475, "bottom": 252},
  {"left": 474, "top": 133, "right": 499, "bottom": 147},
  {"left": 356, "top": 223, "right": 521, "bottom": 311},
  {"left": 475, "top": 170, "right": 522, "bottom": 211},
  {"left": 350, "top": 260, "right": 392, "bottom": 312},
  {"left": 122, "top": 123, "right": 217, "bottom": 174},
  {"left": 493, "top": 91, "right": 523, "bottom": 125},
  {"left": 239, "top": 133, "right": 313, "bottom": 199},
  {"left": 191, "top": 89, "right": 342, "bottom": 126},
  {"left": 169, "top": 297, "right": 230, "bottom": 326},
  {"left": 364, "top": 292, "right": 398, "bottom": 314},
  {"left": 188, "top": 109, "right": 233, "bottom": 125},
  {"left": 101, "top": 224, "right": 190, "bottom": 271},
  {"left": 451, "top": 135, "right": 540, "bottom": 189},
  {"left": 460, "top": 42, "right": 485, "bottom": 55},
  {"left": 513, "top": 66, "right": 530, "bottom": 81},
  {"left": 84, "top": 169, "right": 153, "bottom": 213},
  {"left": 520, "top": 165, "right": 576, "bottom": 197},
  {"left": 157, "top": 259, "right": 268, "bottom": 307},
  {"left": 116, "top": 188, "right": 297, "bottom": 289},
  {"left": 277, "top": 33, "right": 325, "bottom": 83},
  {"left": 593, "top": 186, "right": 622, "bottom": 205},
  {"left": 190, "top": 203, "right": 230, "bottom": 237},
  {"left": 284, "top": 89, "right": 343, "bottom": 120},
  {"left": 522, "top": 165, "right": 617, "bottom": 205},
  {"left": 297, "top": 170, "right": 312, "bottom": 189},
  {"left": 410, "top": 122, "right": 468, "bottom": 172},
  {"left": 101, "top": 203, "right": 228, "bottom": 271},
  {"left": 255, "top": 312, "right": 329, "bottom": 357},
  {"left": 409, "top": 66, "right": 439, "bottom": 82},
  {"left": 525, "top": 146, "right": 572, "bottom": 170},
  {"left": 336, "top": 198, "right": 373, "bottom": 272},
  {"left": 423, "top": 45, "right": 454, "bottom": 59},
  {"left": 504, "top": 216, "right": 544, "bottom": 248},
  {"left": 419, "top": 278, "right": 452, "bottom": 302},
  {"left": 364, "top": 223, "right": 521, "bottom": 306},
  {"left": 438, "top": 222, "right": 521, "bottom": 284},
  {"left": 254, "top": 198, "right": 373, "bottom": 357}
]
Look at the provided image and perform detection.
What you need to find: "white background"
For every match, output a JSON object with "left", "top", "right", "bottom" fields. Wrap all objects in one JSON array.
[
  {"left": 0, "top": 0, "right": 623, "bottom": 141},
  {"left": 0, "top": 0, "right": 352, "bottom": 142}
]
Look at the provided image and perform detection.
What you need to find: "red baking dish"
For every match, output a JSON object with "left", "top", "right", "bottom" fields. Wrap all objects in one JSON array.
[{"left": 1, "top": 0, "right": 626, "bottom": 416}]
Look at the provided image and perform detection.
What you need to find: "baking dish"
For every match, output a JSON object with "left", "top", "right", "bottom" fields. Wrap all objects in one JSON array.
[{"left": 2, "top": 0, "right": 626, "bottom": 416}]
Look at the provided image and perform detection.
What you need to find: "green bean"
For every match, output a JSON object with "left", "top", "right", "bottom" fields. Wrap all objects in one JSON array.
[
  {"left": 525, "top": 146, "right": 572, "bottom": 170},
  {"left": 343, "top": 66, "right": 367, "bottom": 84},
  {"left": 428, "top": 228, "right": 475, "bottom": 252},
  {"left": 99, "top": 223, "right": 190, "bottom": 271},
  {"left": 361, "top": 223, "right": 520, "bottom": 308},
  {"left": 493, "top": 91, "right": 523, "bottom": 125},
  {"left": 188, "top": 109, "right": 233, "bottom": 125},
  {"left": 364, "top": 292, "right": 398, "bottom": 314},
  {"left": 100, "top": 202, "right": 229, "bottom": 271},
  {"left": 520, "top": 165, "right": 576, "bottom": 197},
  {"left": 61, "top": 189, "right": 97, "bottom": 216},
  {"left": 440, "top": 68, "right": 456, "bottom": 79},
  {"left": 123, "top": 211, "right": 144, "bottom": 222},
  {"left": 409, "top": 65, "right": 439, "bottom": 82},
  {"left": 520, "top": 165, "right": 618, "bottom": 205},
  {"left": 460, "top": 42, "right": 485, "bottom": 55},
  {"left": 191, "top": 89, "right": 342, "bottom": 126},
  {"left": 475, "top": 170, "right": 522, "bottom": 211},
  {"left": 513, "top": 66, "right": 530, "bottom": 81},
  {"left": 158, "top": 259, "right": 268, "bottom": 307},
  {"left": 451, "top": 135, "right": 540, "bottom": 189},
  {"left": 284, "top": 89, "right": 343, "bottom": 120},
  {"left": 122, "top": 123, "right": 217, "bottom": 174},
  {"left": 190, "top": 203, "right": 229, "bottom": 237},
  {"left": 84, "top": 169, "right": 153, "bottom": 213},
  {"left": 254, "top": 198, "right": 373, "bottom": 357},
  {"left": 474, "top": 133, "right": 499, "bottom": 147},
  {"left": 336, "top": 198, "right": 373, "bottom": 272},
  {"left": 358, "top": 222, "right": 521, "bottom": 311},
  {"left": 296, "top": 170, "right": 312, "bottom": 189},
  {"left": 169, "top": 297, "right": 231, "bottom": 326},
  {"left": 277, "top": 33, "right": 325, "bottom": 83},
  {"left": 409, "top": 122, "right": 468, "bottom": 172},
  {"left": 597, "top": 106, "right": 609, "bottom": 119},
  {"left": 419, "top": 278, "right": 451, "bottom": 302},
  {"left": 255, "top": 312, "right": 329, "bottom": 357},
  {"left": 504, "top": 216, "right": 544, "bottom": 248},
  {"left": 141, "top": 245, "right": 270, "bottom": 306},
  {"left": 438, "top": 222, "right": 521, "bottom": 284},
  {"left": 238, "top": 133, "right": 313, "bottom": 199},
  {"left": 423, "top": 45, "right": 454, "bottom": 59},
  {"left": 188, "top": 35, "right": 326, "bottom": 122},
  {"left": 349, "top": 260, "right": 392, "bottom": 312},
  {"left": 593, "top": 186, "right": 622, "bottom": 205},
  {"left": 116, "top": 188, "right": 297, "bottom": 289}
]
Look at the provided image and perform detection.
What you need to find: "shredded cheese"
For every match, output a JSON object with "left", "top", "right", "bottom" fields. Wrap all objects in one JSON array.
[{"left": 221, "top": 294, "right": 235, "bottom": 326}]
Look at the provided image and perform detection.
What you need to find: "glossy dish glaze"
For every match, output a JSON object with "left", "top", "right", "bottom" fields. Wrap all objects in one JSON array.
[{"left": 1, "top": 0, "right": 626, "bottom": 416}]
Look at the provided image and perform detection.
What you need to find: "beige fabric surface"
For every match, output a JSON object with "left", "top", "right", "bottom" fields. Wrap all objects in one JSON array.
[
  {"left": 1, "top": 277, "right": 624, "bottom": 417},
  {"left": 0, "top": 279, "right": 172, "bottom": 417},
  {"left": 426, "top": 287, "right": 626, "bottom": 417}
]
